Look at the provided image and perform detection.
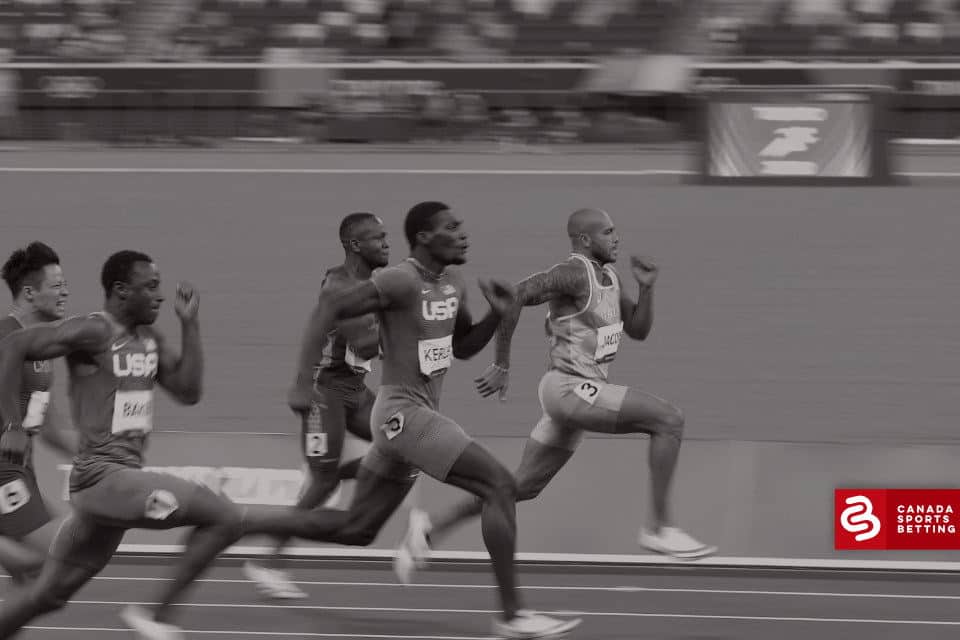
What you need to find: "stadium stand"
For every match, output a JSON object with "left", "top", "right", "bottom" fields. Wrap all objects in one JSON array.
[
  {"left": 702, "top": 0, "right": 960, "bottom": 58},
  {"left": 3, "top": 0, "right": 960, "bottom": 62},
  {"left": 0, "top": 0, "right": 699, "bottom": 62}
]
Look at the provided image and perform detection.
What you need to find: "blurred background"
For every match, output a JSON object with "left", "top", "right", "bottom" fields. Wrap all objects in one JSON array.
[
  {"left": 3, "top": 1, "right": 959, "bottom": 562},
  {"left": 1, "top": 0, "right": 958, "bottom": 146}
]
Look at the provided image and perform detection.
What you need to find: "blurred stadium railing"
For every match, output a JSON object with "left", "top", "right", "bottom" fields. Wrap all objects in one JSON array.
[{"left": 1, "top": 0, "right": 960, "bottom": 146}]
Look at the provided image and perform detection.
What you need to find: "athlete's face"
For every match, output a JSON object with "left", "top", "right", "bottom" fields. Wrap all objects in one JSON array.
[
  {"left": 425, "top": 209, "right": 469, "bottom": 266},
  {"left": 122, "top": 262, "right": 164, "bottom": 325},
  {"left": 351, "top": 219, "right": 390, "bottom": 269},
  {"left": 26, "top": 264, "right": 68, "bottom": 321},
  {"left": 584, "top": 214, "right": 619, "bottom": 264}
]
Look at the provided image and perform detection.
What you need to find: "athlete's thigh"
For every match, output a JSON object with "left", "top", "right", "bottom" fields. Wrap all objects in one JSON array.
[
  {"left": 371, "top": 397, "right": 473, "bottom": 483},
  {"left": 616, "top": 386, "right": 682, "bottom": 434},
  {"left": 48, "top": 511, "right": 125, "bottom": 573},
  {"left": 20, "top": 511, "right": 68, "bottom": 557},
  {"left": 538, "top": 370, "right": 626, "bottom": 435},
  {"left": 303, "top": 387, "right": 348, "bottom": 468},
  {"left": 0, "top": 463, "right": 51, "bottom": 539},
  {"left": 513, "top": 415, "right": 579, "bottom": 496},
  {"left": 443, "top": 440, "right": 514, "bottom": 499},
  {"left": 71, "top": 467, "right": 237, "bottom": 530},
  {"left": 343, "top": 464, "right": 413, "bottom": 533},
  {"left": 344, "top": 384, "right": 375, "bottom": 442}
]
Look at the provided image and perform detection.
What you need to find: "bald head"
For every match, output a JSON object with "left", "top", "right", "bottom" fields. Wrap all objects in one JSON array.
[
  {"left": 567, "top": 208, "right": 612, "bottom": 239},
  {"left": 567, "top": 208, "right": 619, "bottom": 264}
]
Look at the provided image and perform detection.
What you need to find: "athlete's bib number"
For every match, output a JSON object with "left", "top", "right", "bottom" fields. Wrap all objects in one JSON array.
[
  {"left": 304, "top": 400, "right": 328, "bottom": 456},
  {"left": 305, "top": 433, "right": 328, "bottom": 457},
  {"left": 0, "top": 479, "right": 31, "bottom": 514},
  {"left": 380, "top": 412, "right": 404, "bottom": 441},
  {"left": 594, "top": 322, "right": 624, "bottom": 363},
  {"left": 112, "top": 390, "right": 154, "bottom": 434},
  {"left": 23, "top": 391, "right": 51, "bottom": 430},
  {"left": 572, "top": 380, "right": 602, "bottom": 406},
  {"left": 418, "top": 335, "right": 453, "bottom": 377},
  {"left": 345, "top": 346, "right": 373, "bottom": 374}
]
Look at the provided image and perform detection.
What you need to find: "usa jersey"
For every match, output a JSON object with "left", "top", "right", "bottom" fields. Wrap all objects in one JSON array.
[
  {"left": 371, "top": 259, "right": 464, "bottom": 410},
  {"left": 68, "top": 312, "right": 158, "bottom": 491},
  {"left": 545, "top": 254, "right": 623, "bottom": 382}
]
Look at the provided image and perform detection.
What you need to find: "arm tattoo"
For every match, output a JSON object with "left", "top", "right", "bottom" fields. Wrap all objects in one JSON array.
[
  {"left": 493, "top": 262, "right": 589, "bottom": 367},
  {"left": 515, "top": 263, "right": 589, "bottom": 307}
]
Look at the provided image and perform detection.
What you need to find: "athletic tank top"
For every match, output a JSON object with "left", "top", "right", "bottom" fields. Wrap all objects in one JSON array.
[
  {"left": 68, "top": 312, "right": 158, "bottom": 490},
  {"left": 372, "top": 258, "right": 464, "bottom": 409},
  {"left": 315, "top": 268, "right": 378, "bottom": 381},
  {"left": 0, "top": 315, "right": 54, "bottom": 471},
  {"left": 545, "top": 254, "right": 623, "bottom": 382}
]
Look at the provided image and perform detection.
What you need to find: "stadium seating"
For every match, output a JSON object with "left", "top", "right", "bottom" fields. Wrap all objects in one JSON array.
[
  {"left": 703, "top": 0, "right": 960, "bottom": 58},
  {"left": 1, "top": 0, "right": 959, "bottom": 61},
  {"left": 0, "top": 0, "right": 694, "bottom": 61}
]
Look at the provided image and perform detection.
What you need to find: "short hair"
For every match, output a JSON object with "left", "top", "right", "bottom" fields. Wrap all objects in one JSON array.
[
  {"left": 1, "top": 241, "right": 60, "bottom": 297},
  {"left": 404, "top": 201, "right": 450, "bottom": 248},
  {"left": 339, "top": 212, "right": 380, "bottom": 245},
  {"left": 101, "top": 250, "right": 153, "bottom": 296}
]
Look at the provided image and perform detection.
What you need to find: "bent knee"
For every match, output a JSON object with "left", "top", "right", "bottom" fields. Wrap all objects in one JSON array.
[
  {"left": 516, "top": 480, "right": 544, "bottom": 502},
  {"left": 209, "top": 507, "right": 245, "bottom": 541},
  {"left": 483, "top": 468, "right": 518, "bottom": 504},
  {"left": 659, "top": 406, "right": 685, "bottom": 437}
]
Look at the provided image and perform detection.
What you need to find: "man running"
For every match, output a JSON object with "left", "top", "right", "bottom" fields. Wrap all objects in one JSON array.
[
  {"left": 284, "top": 201, "right": 581, "bottom": 639},
  {"left": 0, "top": 250, "right": 347, "bottom": 640},
  {"left": 244, "top": 212, "right": 390, "bottom": 599},
  {"left": 0, "top": 241, "right": 76, "bottom": 583},
  {"left": 395, "top": 208, "right": 716, "bottom": 583}
]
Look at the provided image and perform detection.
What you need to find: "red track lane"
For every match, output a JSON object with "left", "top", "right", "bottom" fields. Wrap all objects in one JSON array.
[{"left": 5, "top": 557, "right": 960, "bottom": 640}]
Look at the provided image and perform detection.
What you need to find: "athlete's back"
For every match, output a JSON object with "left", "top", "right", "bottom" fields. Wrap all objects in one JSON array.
[
  {"left": 545, "top": 254, "right": 623, "bottom": 382},
  {"left": 67, "top": 312, "right": 159, "bottom": 491},
  {"left": 372, "top": 258, "right": 466, "bottom": 409}
]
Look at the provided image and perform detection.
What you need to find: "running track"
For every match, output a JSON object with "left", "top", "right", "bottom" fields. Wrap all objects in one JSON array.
[
  {"left": 5, "top": 556, "right": 960, "bottom": 639},
  {"left": 3, "top": 145, "right": 960, "bottom": 638}
]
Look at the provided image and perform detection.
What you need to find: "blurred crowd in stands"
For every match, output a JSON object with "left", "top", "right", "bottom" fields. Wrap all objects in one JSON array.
[{"left": 1, "top": 0, "right": 958, "bottom": 63}]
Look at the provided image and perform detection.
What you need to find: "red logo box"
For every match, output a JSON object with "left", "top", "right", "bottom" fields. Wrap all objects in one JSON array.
[{"left": 836, "top": 489, "right": 960, "bottom": 550}]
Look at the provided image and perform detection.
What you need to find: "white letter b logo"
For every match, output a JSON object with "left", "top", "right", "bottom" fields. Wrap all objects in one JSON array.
[{"left": 840, "top": 495, "right": 881, "bottom": 542}]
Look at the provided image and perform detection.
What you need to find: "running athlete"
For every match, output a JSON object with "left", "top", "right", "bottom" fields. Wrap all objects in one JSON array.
[
  {"left": 0, "top": 242, "right": 76, "bottom": 583},
  {"left": 284, "top": 201, "right": 581, "bottom": 639},
  {"left": 0, "top": 250, "right": 347, "bottom": 640},
  {"left": 244, "top": 212, "right": 390, "bottom": 599},
  {"left": 394, "top": 208, "right": 716, "bottom": 582}
]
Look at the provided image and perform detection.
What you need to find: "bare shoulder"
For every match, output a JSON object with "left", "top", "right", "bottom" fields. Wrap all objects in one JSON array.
[
  {"left": 321, "top": 265, "right": 350, "bottom": 287},
  {"left": 517, "top": 258, "right": 590, "bottom": 302},
  {"left": 372, "top": 263, "right": 419, "bottom": 296},
  {"left": 66, "top": 313, "right": 114, "bottom": 341}
]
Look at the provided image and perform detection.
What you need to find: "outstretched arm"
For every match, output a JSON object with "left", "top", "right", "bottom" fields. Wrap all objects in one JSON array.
[
  {"left": 452, "top": 291, "right": 499, "bottom": 361},
  {"left": 323, "top": 274, "right": 381, "bottom": 361},
  {"left": 38, "top": 398, "right": 79, "bottom": 459},
  {"left": 294, "top": 282, "right": 385, "bottom": 386},
  {"left": 0, "top": 316, "right": 111, "bottom": 459},
  {"left": 475, "top": 262, "right": 588, "bottom": 399},
  {"left": 494, "top": 262, "right": 588, "bottom": 368},
  {"left": 289, "top": 273, "right": 409, "bottom": 413}
]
